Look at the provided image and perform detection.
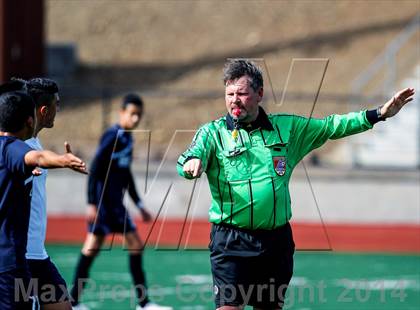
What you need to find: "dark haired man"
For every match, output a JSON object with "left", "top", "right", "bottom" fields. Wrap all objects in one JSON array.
[
  {"left": 70, "top": 94, "right": 172, "bottom": 310},
  {"left": 20, "top": 78, "right": 73, "bottom": 310},
  {"left": 177, "top": 59, "right": 415, "bottom": 309},
  {"left": 0, "top": 90, "right": 87, "bottom": 310}
]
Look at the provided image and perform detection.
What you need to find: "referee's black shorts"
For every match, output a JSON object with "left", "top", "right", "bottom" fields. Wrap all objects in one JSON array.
[{"left": 209, "top": 222, "right": 295, "bottom": 309}]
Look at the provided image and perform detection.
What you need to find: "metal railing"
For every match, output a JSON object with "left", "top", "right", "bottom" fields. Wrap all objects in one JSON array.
[
  {"left": 351, "top": 14, "right": 419, "bottom": 99},
  {"left": 350, "top": 14, "right": 420, "bottom": 168}
]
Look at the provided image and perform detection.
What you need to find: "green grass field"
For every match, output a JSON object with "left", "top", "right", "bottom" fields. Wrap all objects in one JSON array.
[{"left": 47, "top": 244, "right": 419, "bottom": 310}]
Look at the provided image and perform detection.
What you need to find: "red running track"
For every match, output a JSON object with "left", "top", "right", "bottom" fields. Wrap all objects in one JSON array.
[{"left": 46, "top": 216, "right": 420, "bottom": 253}]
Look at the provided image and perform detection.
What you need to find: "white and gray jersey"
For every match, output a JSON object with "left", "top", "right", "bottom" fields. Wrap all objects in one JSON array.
[{"left": 25, "top": 137, "right": 48, "bottom": 260}]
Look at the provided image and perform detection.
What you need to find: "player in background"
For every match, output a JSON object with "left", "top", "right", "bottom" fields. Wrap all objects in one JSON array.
[
  {"left": 70, "top": 94, "right": 172, "bottom": 310},
  {"left": 0, "top": 89, "right": 87, "bottom": 310}
]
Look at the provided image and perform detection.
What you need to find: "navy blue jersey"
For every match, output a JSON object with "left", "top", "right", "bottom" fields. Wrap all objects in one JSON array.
[
  {"left": 88, "top": 124, "right": 140, "bottom": 215},
  {"left": 0, "top": 136, "right": 33, "bottom": 272}
]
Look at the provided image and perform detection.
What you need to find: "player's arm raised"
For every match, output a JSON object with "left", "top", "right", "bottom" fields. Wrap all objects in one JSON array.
[{"left": 24, "top": 142, "right": 87, "bottom": 174}]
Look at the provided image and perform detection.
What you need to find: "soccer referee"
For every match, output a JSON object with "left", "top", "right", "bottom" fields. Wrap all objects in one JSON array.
[{"left": 177, "top": 59, "right": 414, "bottom": 309}]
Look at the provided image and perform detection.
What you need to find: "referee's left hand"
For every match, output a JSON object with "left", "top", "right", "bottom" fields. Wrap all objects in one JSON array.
[{"left": 380, "top": 88, "right": 415, "bottom": 119}]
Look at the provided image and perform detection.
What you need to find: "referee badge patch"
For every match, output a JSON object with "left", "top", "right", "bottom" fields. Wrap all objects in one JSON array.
[{"left": 273, "top": 156, "right": 286, "bottom": 176}]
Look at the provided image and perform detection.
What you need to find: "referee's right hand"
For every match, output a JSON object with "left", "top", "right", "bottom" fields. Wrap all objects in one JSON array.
[{"left": 183, "top": 158, "right": 202, "bottom": 178}]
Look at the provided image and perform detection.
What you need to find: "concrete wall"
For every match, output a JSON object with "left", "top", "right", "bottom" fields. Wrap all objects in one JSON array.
[{"left": 46, "top": 166, "right": 419, "bottom": 225}]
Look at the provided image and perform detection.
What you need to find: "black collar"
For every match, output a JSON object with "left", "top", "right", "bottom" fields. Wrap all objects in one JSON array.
[{"left": 226, "top": 106, "right": 274, "bottom": 131}]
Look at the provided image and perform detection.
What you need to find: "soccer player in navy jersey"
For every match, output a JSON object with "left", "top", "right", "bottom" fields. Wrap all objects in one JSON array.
[
  {"left": 70, "top": 94, "right": 172, "bottom": 310},
  {"left": 0, "top": 90, "right": 87, "bottom": 310}
]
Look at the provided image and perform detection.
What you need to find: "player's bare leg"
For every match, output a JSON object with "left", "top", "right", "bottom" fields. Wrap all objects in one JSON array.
[
  {"left": 81, "top": 233, "right": 105, "bottom": 256},
  {"left": 124, "top": 231, "right": 144, "bottom": 253}
]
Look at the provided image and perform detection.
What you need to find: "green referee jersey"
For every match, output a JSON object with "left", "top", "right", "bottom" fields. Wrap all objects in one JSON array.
[{"left": 177, "top": 107, "right": 373, "bottom": 230}]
